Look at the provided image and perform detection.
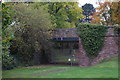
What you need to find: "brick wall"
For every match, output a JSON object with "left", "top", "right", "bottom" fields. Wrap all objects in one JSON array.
[
  {"left": 91, "top": 28, "right": 118, "bottom": 65},
  {"left": 76, "top": 27, "right": 119, "bottom": 67}
]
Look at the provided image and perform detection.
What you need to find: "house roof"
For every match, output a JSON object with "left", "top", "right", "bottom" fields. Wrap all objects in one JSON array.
[{"left": 52, "top": 28, "right": 79, "bottom": 38}]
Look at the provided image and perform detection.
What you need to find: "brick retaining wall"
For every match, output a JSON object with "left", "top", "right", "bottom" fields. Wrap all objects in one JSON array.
[{"left": 76, "top": 27, "right": 119, "bottom": 67}]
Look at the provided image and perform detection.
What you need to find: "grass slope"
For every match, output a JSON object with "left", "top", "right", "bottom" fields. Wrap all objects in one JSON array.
[{"left": 2, "top": 61, "right": 118, "bottom": 78}]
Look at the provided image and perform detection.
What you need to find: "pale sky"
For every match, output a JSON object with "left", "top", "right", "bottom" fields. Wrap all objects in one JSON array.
[
  {"left": 78, "top": 0, "right": 101, "bottom": 8},
  {"left": 2, "top": 0, "right": 106, "bottom": 8}
]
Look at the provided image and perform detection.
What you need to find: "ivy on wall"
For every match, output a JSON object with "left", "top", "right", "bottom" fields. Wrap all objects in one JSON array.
[{"left": 77, "top": 23, "right": 107, "bottom": 58}]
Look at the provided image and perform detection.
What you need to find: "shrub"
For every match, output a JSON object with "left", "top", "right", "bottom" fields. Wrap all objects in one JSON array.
[
  {"left": 2, "top": 52, "right": 16, "bottom": 70},
  {"left": 77, "top": 23, "right": 107, "bottom": 58},
  {"left": 10, "top": 3, "right": 53, "bottom": 65},
  {"left": 2, "top": 3, "right": 16, "bottom": 70}
]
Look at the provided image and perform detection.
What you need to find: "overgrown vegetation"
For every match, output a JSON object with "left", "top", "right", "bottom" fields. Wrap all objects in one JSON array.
[
  {"left": 77, "top": 23, "right": 107, "bottom": 58},
  {"left": 2, "top": 2, "right": 84, "bottom": 69},
  {"left": 2, "top": 3, "right": 16, "bottom": 70},
  {"left": 10, "top": 3, "right": 53, "bottom": 66}
]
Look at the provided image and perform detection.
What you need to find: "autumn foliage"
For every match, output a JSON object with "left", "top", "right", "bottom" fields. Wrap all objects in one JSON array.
[
  {"left": 109, "top": 2, "right": 120, "bottom": 24},
  {"left": 91, "top": 1, "right": 120, "bottom": 25}
]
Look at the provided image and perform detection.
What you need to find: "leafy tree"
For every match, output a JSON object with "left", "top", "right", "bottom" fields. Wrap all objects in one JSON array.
[
  {"left": 92, "top": 1, "right": 120, "bottom": 25},
  {"left": 91, "top": 12, "right": 101, "bottom": 24},
  {"left": 91, "top": 1, "right": 110, "bottom": 25},
  {"left": 49, "top": 2, "right": 83, "bottom": 28},
  {"left": 82, "top": 3, "right": 95, "bottom": 23},
  {"left": 2, "top": 3, "right": 16, "bottom": 70},
  {"left": 34, "top": 2, "right": 83, "bottom": 28},
  {"left": 109, "top": 1, "right": 120, "bottom": 25},
  {"left": 10, "top": 3, "right": 53, "bottom": 65}
]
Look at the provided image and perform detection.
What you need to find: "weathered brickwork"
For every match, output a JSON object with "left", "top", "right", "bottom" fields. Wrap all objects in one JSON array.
[
  {"left": 53, "top": 27, "right": 119, "bottom": 66},
  {"left": 75, "top": 39, "right": 90, "bottom": 67},
  {"left": 52, "top": 28, "right": 78, "bottom": 38},
  {"left": 91, "top": 28, "right": 118, "bottom": 65},
  {"left": 76, "top": 27, "right": 119, "bottom": 66}
]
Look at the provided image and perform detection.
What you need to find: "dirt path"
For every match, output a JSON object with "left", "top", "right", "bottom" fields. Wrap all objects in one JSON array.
[
  {"left": 26, "top": 65, "right": 54, "bottom": 68},
  {"left": 33, "top": 67, "right": 69, "bottom": 76}
]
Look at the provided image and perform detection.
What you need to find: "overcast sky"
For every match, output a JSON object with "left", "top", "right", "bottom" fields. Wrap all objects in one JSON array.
[
  {"left": 78, "top": 0, "right": 101, "bottom": 8},
  {"left": 2, "top": 0, "right": 106, "bottom": 8}
]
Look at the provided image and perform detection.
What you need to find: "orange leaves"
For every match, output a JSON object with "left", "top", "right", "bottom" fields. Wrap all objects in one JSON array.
[{"left": 91, "top": 1, "right": 111, "bottom": 25}]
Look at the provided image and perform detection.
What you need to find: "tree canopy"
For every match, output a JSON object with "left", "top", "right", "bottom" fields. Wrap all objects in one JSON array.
[
  {"left": 91, "top": 1, "right": 120, "bottom": 25},
  {"left": 35, "top": 2, "right": 83, "bottom": 28},
  {"left": 9, "top": 3, "right": 53, "bottom": 65},
  {"left": 109, "top": 2, "right": 120, "bottom": 25}
]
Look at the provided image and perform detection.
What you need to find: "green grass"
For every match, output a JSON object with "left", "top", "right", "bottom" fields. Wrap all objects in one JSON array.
[
  {"left": 2, "top": 60, "right": 118, "bottom": 78},
  {"left": 99, "top": 56, "right": 118, "bottom": 63}
]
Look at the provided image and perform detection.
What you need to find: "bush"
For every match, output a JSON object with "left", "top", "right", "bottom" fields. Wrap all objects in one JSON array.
[
  {"left": 2, "top": 52, "right": 16, "bottom": 70},
  {"left": 10, "top": 3, "right": 53, "bottom": 65},
  {"left": 77, "top": 23, "right": 107, "bottom": 58},
  {"left": 2, "top": 3, "right": 16, "bottom": 70}
]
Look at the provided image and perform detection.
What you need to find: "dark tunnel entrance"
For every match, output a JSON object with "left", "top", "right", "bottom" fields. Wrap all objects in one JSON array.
[{"left": 40, "top": 49, "right": 50, "bottom": 64}]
